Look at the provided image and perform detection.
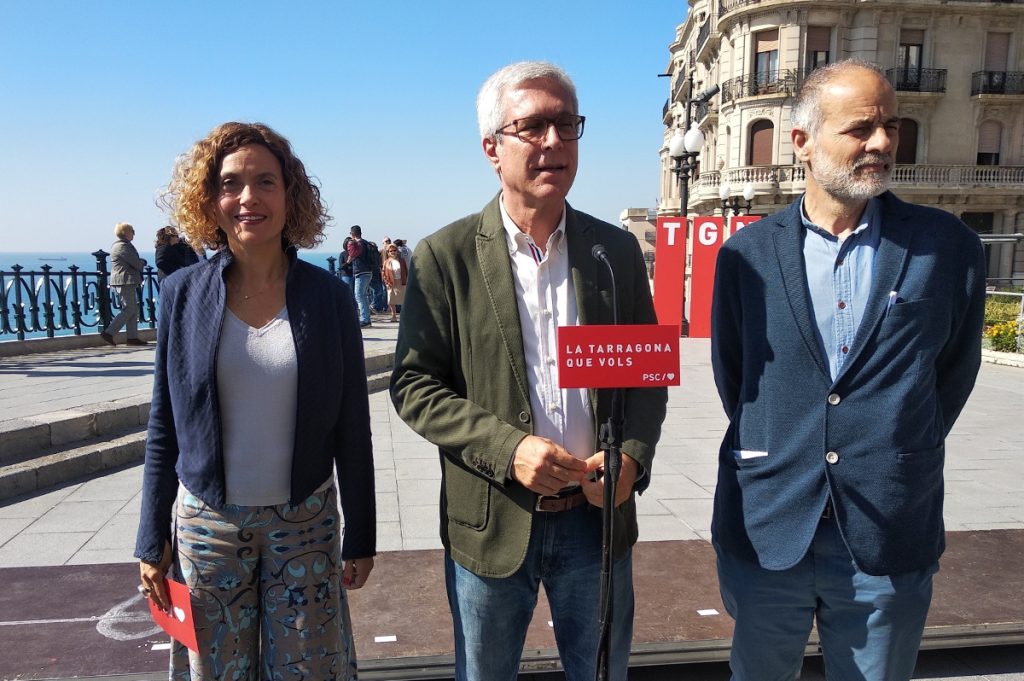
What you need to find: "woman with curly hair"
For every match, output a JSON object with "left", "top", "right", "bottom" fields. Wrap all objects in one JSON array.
[{"left": 135, "top": 121, "right": 375, "bottom": 680}]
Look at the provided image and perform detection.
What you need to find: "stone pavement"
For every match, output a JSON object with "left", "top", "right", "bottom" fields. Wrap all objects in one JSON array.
[{"left": 0, "top": 321, "right": 1022, "bottom": 679}]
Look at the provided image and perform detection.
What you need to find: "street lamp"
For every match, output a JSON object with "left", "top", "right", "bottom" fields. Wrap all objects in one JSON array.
[
  {"left": 669, "top": 122, "right": 706, "bottom": 216},
  {"left": 720, "top": 182, "right": 756, "bottom": 216}
]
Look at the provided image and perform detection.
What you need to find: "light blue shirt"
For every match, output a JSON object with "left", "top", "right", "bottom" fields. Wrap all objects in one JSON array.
[{"left": 801, "top": 196, "right": 881, "bottom": 380}]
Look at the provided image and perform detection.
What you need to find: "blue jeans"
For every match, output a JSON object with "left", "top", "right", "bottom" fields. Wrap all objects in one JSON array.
[
  {"left": 339, "top": 272, "right": 353, "bottom": 292},
  {"left": 352, "top": 272, "right": 371, "bottom": 324},
  {"left": 445, "top": 504, "right": 634, "bottom": 681},
  {"left": 716, "top": 513, "right": 937, "bottom": 681}
]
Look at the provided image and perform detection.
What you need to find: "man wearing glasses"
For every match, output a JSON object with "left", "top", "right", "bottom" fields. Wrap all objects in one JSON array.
[{"left": 391, "top": 61, "right": 665, "bottom": 681}]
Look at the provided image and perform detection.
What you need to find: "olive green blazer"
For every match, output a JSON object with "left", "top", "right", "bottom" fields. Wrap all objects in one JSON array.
[{"left": 390, "top": 195, "right": 667, "bottom": 578}]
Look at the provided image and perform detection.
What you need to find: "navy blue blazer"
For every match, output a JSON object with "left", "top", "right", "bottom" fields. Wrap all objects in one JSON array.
[
  {"left": 710, "top": 192, "right": 986, "bottom": 576},
  {"left": 134, "top": 248, "right": 375, "bottom": 564}
]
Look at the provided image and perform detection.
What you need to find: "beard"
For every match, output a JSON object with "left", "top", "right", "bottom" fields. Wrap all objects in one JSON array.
[{"left": 810, "top": 147, "right": 893, "bottom": 202}]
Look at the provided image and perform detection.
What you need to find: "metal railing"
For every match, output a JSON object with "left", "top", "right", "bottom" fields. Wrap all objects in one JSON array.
[
  {"left": 885, "top": 67, "right": 947, "bottom": 93},
  {"left": 984, "top": 290, "right": 1023, "bottom": 354},
  {"left": 721, "top": 69, "right": 802, "bottom": 104},
  {"left": 971, "top": 71, "right": 1024, "bottom": 96},
  {"left": 696, "top": 21, "right": 711, "bottom": 56},
  {"left": 0, "top": 251, "right": 160, "bottom": 341}
]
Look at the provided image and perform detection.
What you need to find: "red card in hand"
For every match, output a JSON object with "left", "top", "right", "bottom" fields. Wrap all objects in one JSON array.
[{"left": 147, "top": 577, "right": 199, "bottom": 653}]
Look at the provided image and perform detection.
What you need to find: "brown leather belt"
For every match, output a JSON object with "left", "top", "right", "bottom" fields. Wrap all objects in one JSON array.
[{"left": 536, "top": 488, "right": 588, "bottom": 512}]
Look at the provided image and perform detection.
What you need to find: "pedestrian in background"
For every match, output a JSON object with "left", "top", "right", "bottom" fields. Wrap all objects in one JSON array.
[
  {"left": 710, "top": 59, "right": 986, "bottom": 680},
  {"left": 381, "top": 242, "right": 407, "bottom": 322},
  {"left": 136, "top": 121, "right": 376, "bottom": 680},
  {"left": 101, "top": 222, "right": 147, "bottom": 347},
  {"left": 154, "top": 226, "right": 199, "bottom": 282},
  {"left": 345, "top": 225, "right": 373, "bottom": 327}
]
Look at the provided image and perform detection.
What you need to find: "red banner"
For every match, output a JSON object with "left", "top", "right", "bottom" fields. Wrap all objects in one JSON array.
[
  {"left": 688, "top": 216, "right": 725, "bottom": 338},
  {"left": 557, "top": 324, "right": 680, "bottom": 388},
  {"left": 652, "top": 216, "right": 687, "bottom": 333},
  {"left": 728, "top": 215, "right": 761, "bottom": 236}
]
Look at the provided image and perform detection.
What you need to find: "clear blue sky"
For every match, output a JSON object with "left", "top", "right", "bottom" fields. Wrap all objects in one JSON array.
[{"left": 0, "top": 1, "right": 683, "bottom": 253}]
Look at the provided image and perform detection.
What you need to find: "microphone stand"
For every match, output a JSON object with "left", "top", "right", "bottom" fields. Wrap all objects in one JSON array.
[{"left": 593, "top": 245, "right": 625, "bottom": 681}]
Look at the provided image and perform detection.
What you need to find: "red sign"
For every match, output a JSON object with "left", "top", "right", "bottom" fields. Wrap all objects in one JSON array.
[
  {"left": 557, "top": 324, "right": 680, "bottom": 388},
  {"left": 653, "top": 217, "right": 687, "bottom": 333},
  {"left": 688, "top": 216, "right": 726, "bottom": 338},
  {"left": 148, "top": 578, "right": 199, "bottom": 652},
  {"left": 728, "top": 215, "right": 761, "bottom": 236}
]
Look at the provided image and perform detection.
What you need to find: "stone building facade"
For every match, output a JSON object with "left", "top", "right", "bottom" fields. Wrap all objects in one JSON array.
[{"left": 657, "top": 0, "right": 1024, "bottom": 285}]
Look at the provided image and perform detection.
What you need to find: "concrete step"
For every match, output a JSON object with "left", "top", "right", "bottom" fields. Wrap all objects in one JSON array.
[
  {"left": 0, "top": 426, "right": 147, "bottom": 501},
  {"left": 0, "top": 395, "right": 149, "bottom": 465}
]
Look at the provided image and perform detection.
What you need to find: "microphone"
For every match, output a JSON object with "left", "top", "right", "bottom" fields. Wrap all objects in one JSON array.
[{"left": 591, "top": 243, "right": 618, "bottom": 326}]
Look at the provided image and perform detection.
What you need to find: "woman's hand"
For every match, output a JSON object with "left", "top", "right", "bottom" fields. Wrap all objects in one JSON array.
[
  {"left": 139, "top": 541, "right": 173, "bottom": 611},
  {"left": 342, "top": 556, "right": 374, "bottom": 590}
]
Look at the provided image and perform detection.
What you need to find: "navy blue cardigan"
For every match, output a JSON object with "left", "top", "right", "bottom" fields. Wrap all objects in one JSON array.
[{"left": 134, "top": 248, "right": 375, "bottom": 563}]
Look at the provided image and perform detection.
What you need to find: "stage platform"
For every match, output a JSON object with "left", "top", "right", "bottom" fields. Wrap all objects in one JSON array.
[{"left": 1, "top": 531, "right": 1022, "bottom": 680}]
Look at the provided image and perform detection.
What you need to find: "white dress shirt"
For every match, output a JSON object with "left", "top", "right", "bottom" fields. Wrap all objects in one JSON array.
[{"left": 500, "top": 197, "right": 595, "bottom": 463}]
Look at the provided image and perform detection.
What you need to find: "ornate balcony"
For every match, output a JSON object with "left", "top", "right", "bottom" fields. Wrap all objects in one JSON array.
[
  {"left": 721, "top": 70, "right": 801, "bottom": 104},
  {"left": 972, "top": 71, "right": 1024, "bottom": 96},
  {"left": 885, "top": 68, "right": 947, "bottom": 93},
  {"left": 679, "top": 164, "right": 1024, "bottom": 214}
]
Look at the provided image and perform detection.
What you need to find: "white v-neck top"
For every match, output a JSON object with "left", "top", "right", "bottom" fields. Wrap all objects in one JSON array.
[{"left": 216, "top": 306, "right": 298, "bottom": 505}]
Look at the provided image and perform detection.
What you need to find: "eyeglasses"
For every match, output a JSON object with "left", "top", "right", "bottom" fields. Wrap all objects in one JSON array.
[{"left": 495, "top": 115, "right": 585, "bottom": 143}]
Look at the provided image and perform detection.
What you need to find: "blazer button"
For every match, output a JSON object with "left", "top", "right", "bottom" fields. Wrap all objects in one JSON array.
[
  {"left": 518, "top": 411, "right": 530, "bottom": 424},
  {"left": 825, "top": 451, "right": 840, "bottom": 464},
  {"left": 827, "top": 393, "right": 841, "bottom": 406}
]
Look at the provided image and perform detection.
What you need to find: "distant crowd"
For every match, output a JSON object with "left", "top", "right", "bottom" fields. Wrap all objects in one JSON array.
[{"left": 96, "top": 220, "right": 408, "bottom": 347}]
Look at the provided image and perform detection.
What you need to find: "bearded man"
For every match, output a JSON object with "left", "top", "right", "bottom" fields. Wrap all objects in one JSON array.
[{"left": 709, "top": 59, "right": 986, "bottom": 680}]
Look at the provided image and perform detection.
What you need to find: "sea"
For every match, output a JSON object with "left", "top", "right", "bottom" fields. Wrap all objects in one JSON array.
[{"left": 0, "top": 250, "right": 342, "bottom": 341}]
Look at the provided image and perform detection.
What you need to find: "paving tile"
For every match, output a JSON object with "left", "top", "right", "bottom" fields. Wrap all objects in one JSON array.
[
  {"left": 64, "top": 464, "right": 144, "bottom": 502},
  {"left": 0, "top": 531, "right": 92, "bottom": 567},
  {"left": 0, "top": 516, "right": 34, "bottom": 547},
  {"left": 399, "top": 504, "right": 440, "bottom": 539},
  {"left": 660, "top": 497, "right": 714, "bottom": 536},
  {"left": 27, "top": 499, "right": 120, "bottom": 533},
  {"left": 66, "top": 547, "right": 137, "bottom": 565},
  {"left": 376, "top": 492, "right": 400, "bottom": 523},
  {"left": 395, "top": 458, "right": 441, "bottom": 481},
  {"left": 375, "top": 522, "right": 403, "bottom": 552},
  {"left": 77, "top": 513, "right": 140, "bottom": 551},
  {"left": 402, "top": 536, "right": 444, "bottom": 551},
  {"left": 637, "top": 514, "right": 702, "bottom": 542},
  {"left": 0, "top": 483, "right": 81, "bottom": 518}
]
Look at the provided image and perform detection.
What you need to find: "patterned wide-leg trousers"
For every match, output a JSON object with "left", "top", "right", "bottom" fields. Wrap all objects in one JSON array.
[{"left": 169, "top": 485, "right": 358, "bottom": 681}]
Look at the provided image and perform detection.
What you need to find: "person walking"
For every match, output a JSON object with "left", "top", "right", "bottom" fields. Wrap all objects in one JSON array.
[
  {"left": 709, "top": 59, "right": 987, "bottom": 680},
  {"left": 101, "top": 222, "right": 147, "bottom": 346},
  {"left": 390, "top": 61, "right": 666, "bottom": 681},
  {"left": 381, "top": 242, "right": 407, "bottom": 322},
  {"left": 135, "top": 121, "right": 376, "bottom": 680}
]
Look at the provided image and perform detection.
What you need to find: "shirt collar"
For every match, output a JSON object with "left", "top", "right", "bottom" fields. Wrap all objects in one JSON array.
[
  {"left": 800, "top": 195, "right": 880, "bottom": 242},
  {"left": 499, "top": 194, "right": 567, "bottom": 257}
]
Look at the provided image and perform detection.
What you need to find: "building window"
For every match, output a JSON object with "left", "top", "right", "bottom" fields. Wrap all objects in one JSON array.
[
  {"left": 977, "top": 121, "right": 1002, "bottom": 166},
  {"left": 748, "top": 120, "right": 774, "bottom": 165},
  {"left": 897, "top": 29, "right": 924, "bottom": 89},
  {"left": 754, "top": 30, "right": 779, "bottom": 93},
  {"left": 806, "top": 27, "right": 831, "bottom": 73},
  {"left": 895, "top": 118, "right": 918, "bottom": 165}
]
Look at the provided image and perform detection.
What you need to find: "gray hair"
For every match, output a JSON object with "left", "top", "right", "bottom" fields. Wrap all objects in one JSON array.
[
  {"left": 114, "top": 222, "right": 134, "bottom": 239},
  {"left": 476, "top": 61, "right": 579, "bottom": 141},
  {"left": 791, "top": 58, "right": 887, "bottom": 136}
]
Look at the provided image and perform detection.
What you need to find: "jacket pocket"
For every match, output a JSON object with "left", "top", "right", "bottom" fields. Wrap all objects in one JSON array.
[{"left": 444, "top": 458, "right": 491, "bottom": 530}]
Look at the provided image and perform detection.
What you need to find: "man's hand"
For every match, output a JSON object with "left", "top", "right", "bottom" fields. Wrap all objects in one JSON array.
[
  {"left": 511, "top": 435, "right": 588, "bottom": 496},
  {"left": 581, "top": 453, "right": 639, "bottom": 508}
]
